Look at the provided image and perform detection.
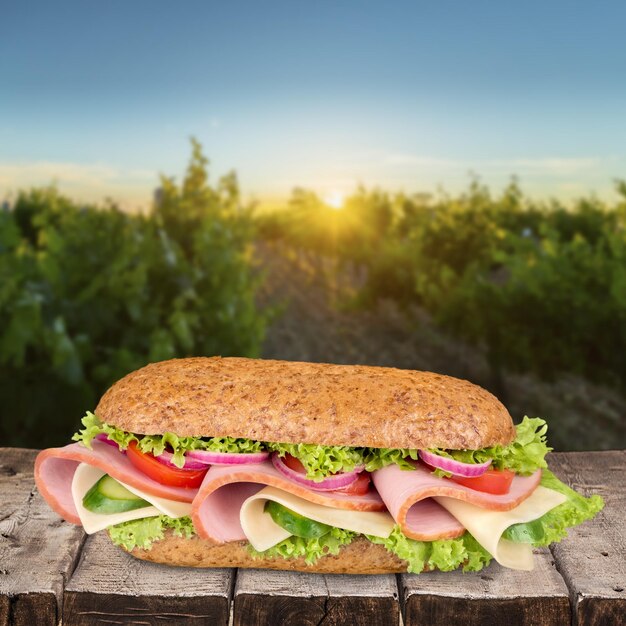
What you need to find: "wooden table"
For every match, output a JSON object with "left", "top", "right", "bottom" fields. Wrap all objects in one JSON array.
[{"left": 0, "top": 449, "right": 623, "bottom": 626}]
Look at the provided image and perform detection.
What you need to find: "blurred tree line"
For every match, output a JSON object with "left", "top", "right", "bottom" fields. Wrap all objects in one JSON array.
[
  {"left": 257, "top": 180, "right": 626, "bottom": 400},
  {"left": 2, "top": 139, "right": 624, "bottom": 449},
  {"left": 0, "top": 140, "right": 268, "bottom": 448}
]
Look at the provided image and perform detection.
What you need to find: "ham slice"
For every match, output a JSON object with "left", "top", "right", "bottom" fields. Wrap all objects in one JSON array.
[
  {"left": 34, "top": 441, "right": 199, "bottom": 525},
  {"left": 372, "top": 462, "right": 541, "bottom": 540},
  {"left": 192, "top": 462, "right": 385, "bottom": 542}
]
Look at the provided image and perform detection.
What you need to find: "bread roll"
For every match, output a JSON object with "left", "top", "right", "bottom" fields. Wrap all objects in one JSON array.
[
  {"left": 122, "top": 534, "right": 409, "bottom": 574},
  {"left": 96, "top": 357, "right": 515, "bottom": 450}
]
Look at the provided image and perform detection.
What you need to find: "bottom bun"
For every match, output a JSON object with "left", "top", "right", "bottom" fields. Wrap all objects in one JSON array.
[{"left": 120, "top": 533, "right": 409, "bottom": 574}]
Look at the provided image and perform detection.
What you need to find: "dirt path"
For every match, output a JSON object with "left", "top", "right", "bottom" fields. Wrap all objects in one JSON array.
[{"left": 257, "top": 242, "right": 625, "bottom": 451}]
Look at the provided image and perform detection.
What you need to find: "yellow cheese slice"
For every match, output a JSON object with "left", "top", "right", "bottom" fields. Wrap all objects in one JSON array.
[
  {"left": 71, "top": 463, "right": 160, "bottom": 534},
  {"left": 240, "top": 485, "right": 395, "bottom": 552},
  {"left": 434, "top": 486, "right": 567, "bottom": 570}
]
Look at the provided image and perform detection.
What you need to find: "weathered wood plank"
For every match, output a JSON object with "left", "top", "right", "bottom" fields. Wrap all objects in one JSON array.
[
  {"left": 401, "top": 550, "right": 570, "bottom": 626},
  {"left": 233, "top": 569, "right": 399, "bottom": 626},
  {"left": 549, "top": 450, "right": 626, "bottom": 626},
  {"left": 64, "top": 531, "right": 234, "bottom": 625},
  {"left": 0, "top": 447, "right": 85, "bottom": 626}
]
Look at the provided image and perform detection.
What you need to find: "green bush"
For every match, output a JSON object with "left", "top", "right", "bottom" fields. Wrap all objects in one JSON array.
[
  {"left": 0, "top": 140, "right": 268, "bottom": 448},
  {"left": 256, "top": 179, "right": 626, "bottom": 390}
]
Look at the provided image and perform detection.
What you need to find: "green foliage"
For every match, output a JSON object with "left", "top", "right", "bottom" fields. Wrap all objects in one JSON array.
[
  {"left": 257, "top": 179, "right": 626, "bottom": 389},
  {"left": 0, "top": 140, "right": 268, "bottom": 447}
]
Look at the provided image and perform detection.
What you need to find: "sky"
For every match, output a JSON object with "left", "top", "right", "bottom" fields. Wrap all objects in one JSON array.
[{"left": 2, "top": 0, "right": 626, "bottom": 210}]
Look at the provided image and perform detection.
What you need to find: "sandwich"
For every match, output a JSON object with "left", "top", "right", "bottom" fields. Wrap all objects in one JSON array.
[{"left": 35, "top": 357, "right": 603, "bottom": 574}]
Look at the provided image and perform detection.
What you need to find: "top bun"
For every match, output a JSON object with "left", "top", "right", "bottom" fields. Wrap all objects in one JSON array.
[{"left": 95, "top": 357, "right": 516, "bottom": 450}]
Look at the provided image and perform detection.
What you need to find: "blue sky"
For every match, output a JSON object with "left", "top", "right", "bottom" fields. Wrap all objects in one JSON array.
[{"left": 2, "top": 0, "right": 626, "bottom": 208}]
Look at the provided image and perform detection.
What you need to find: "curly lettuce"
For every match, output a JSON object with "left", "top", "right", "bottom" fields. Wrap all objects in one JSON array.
[
  {"left": 73, "top": 413, "right": 552, "bottom": 477},
  {"left": 364, "top": 417, "right": 552, "bottom": 476},
  {"left": 364, "top": 447, "right": 419, "bottom": 472},
  {"left": 72, "top": 412, "right": 264, "bottom": 468},
  {"left": 368, "top": 526, "right": 492, "bottom": 573},
  {"left": 267, "top": 442, "right": 366, "bottom": 481},
  {"left": 248, "top": 527, "right": 356, "bottom": 564},
  {"left": 108, "top": 515, "right": 195, "bottom": 551},
  {"left": 427, "top": 417, "right": 551, "bottom": 477},
  {"left": 502, "top": 469, "right": 604, "bottom": 545}
]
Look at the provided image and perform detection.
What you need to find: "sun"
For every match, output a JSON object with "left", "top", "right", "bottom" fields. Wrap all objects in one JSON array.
[{"left": 324, "top": 191, "right": 345, "bottom": 210}]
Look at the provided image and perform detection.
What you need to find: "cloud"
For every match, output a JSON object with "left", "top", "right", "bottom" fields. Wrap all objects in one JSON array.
[
  {"left": 381, "top": 153, "right": 614, "bottom": 177},
  {"left": 0, "top": 161, "right": 120, "bottom": 187},
  {"left": 0, "top": 161, "right": 158, "bottom": 187},
  {"left": 0, "top": 160, "right": 156, "bottom": 208},
  {"left": 383, "top": 154, "right": 457, "bottom": 167},
  {"left": 505, "top": 157, "right": 603, "bottom": 175}
]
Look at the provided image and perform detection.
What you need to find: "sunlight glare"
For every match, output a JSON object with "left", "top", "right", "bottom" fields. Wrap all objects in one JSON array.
[{"left": 324, "top": 191, "right": 345, "bottom": 210}]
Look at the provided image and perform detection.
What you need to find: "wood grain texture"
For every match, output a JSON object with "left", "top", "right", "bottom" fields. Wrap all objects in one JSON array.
[
  {"left": 233, "top": 569, "right": 399, "bottom": 626},
  {"left": 0, "top": 447, "right": 85, "bottom": 626},
  {"left": 64, "top": 532, "right": 234, "bottom": 625},
  {"left": 402, "top": 550, "right": 570, "bottom": 626},
  {"left": 549, "top": 450, "right": 626, "bottom": 626}
]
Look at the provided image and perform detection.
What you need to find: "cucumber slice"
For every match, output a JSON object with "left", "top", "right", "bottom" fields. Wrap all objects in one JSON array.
[
  {"left": 264, "top": 500, "right": 331, "bottom": 538},
  {"left": 83, "top": 475, "right": 151, "bottom": 514},
  {"left": 502, "top": 518, "right": 547, "bottom": 544},
  {"left": 98, "top": 475, "right": 141, "bottom": 500}
]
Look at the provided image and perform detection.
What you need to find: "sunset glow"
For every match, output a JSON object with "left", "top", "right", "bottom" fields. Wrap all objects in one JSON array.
[{"left": 324, "top": 191, "right": 345, "bottom": 210}]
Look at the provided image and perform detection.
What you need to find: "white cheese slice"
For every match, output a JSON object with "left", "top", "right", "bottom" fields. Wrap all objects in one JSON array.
[
  {"left": 240, "top": 485, "right": 395, "bottom": 552},
  {"left": 434, "top": 486, "right": 567, "bottom": 571},
  {"left": 116, "top": 480, "right": 193, "bottom": 518},
  {"left": 71, "top": 463, "right": 160, "bottom": 534}
]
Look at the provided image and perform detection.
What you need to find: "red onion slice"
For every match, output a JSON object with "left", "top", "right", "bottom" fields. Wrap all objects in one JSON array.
[
  {"left": 271, "top": 453, "right": 364, "bottom": 491},
  {"left": 186, "top": 449, "right": 270, "bottom": 465},
  {"left": 154, "top": 450, "right": 210, "bottom": 470},
  {"left": 419, "top": 449, "right": 492, "bottom": 477},
  {"left": 94, "top": 433, "right": 123, "bottom": 450}
]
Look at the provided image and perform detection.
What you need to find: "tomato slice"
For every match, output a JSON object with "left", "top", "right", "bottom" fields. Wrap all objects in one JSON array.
[
  {"left": 450, "top": 468, "right": 515, "bottom": 495},
  {"left": 283, "top": 454, "right": 307, "bottom": 473},
  {"left": 332, "top": 471, "right": 371, "bottom": 496},
  {"left": 126, "top": 441, "right": 208, "bottom": 488},
  {"left": 283, "top": 454, "right": 371, "bottom": 495}
]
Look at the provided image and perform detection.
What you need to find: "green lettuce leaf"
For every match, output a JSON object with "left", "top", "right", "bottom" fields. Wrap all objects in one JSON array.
[
  {"left": 72, "top": 412, "right": 263, "bottom": 468},
  {"left": 429, "top": 417, "right": 552, "bottom": 477},
  {"left": 368, "top": 526, "right": 492, "bottom": 574},
  {"left": 364, "top": 448, "right": 419, "bottom": 472},
  {"left": 248, "top": 526, "right": 356, "bottom": 564},
  {"left": 72, "top": 411, "right": 139, "bottom": 450},
  {"left": 267, "top": 442, "right": 366, "bottom": 481},
  {"left": 72, "top": 413, "right": 552, "bottom": 477},
  {"left": 502, "top": 469, "right": 604, "bottom": 545},
  {"left": 107, "top": 515, "right": 195, "bottom": 551}
]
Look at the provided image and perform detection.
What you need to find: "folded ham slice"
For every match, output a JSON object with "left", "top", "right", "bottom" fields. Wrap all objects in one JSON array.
[
  {"left": 372, "top": 462, "right": 542, "bottom": 540},
  {"left": 34, "top": 442, "right": 199, "bottom": 525},
  {"left": 191, "top": 462, "right": 385, "bottom": 543}
]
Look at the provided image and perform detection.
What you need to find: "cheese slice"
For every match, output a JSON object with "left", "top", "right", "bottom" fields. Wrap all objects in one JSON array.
[
  {"left": 116, "top": 480, "right": 193, "bottom": 518},
  {"left": 71, "top": 463, "right": 160, "bottom": 534},
  {"left": 434, "top": 486, "right": 567, "bottom": 570},
  {"left": 71, "top": 463, "right": 193, "bottom": 534},
  {"left": 240, "top": 485, "right": 395, "bottom": 552}
]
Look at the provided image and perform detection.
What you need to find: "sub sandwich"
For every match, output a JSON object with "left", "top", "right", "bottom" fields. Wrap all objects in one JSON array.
[{"left": 35, "top": 357, "right": 603, "bottom": 574}]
